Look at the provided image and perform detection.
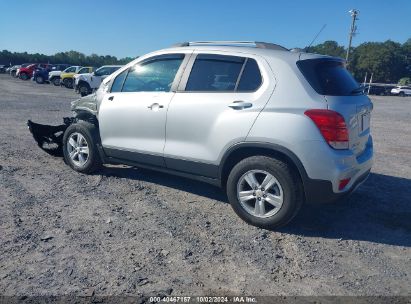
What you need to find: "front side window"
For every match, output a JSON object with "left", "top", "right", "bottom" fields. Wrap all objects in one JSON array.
[
  {"left": 111, "top": 69, "right": 128, "bottom": 92},
  {"left": 185, "top": 55, "right": 244, "bottom": 91},
  {"left": 121, "top": 55, "right": 184, "bottom": 92},
  {"left": 65, "top": 67, "right": 76, "bottom": 73}
]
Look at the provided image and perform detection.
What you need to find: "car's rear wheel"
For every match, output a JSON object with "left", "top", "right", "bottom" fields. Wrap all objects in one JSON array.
[
  {"left": 35, "top": 75, "right": 44, "bottom": 84},
  {"left": 63, "top": 78, "right": 73, "bottom": 88},
  {"left": 20, "top": 73, "right": 29, "bottom": 80},
  {"left": 226, "top": 156, "right": 303, "bottom": 229},
  {"left": 11, "top": 71, "right": 16, "bottom": 77},
  {"left": 63, "top": 121, "right": 102, "bottom": 174},
  {"left": 399, "top": 91, "right": 405, "bottom": 97}
]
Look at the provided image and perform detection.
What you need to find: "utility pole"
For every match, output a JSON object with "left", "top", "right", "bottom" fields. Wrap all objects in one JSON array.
[{"left": 346, "top": 9, "right": 359, "bottom": 65}]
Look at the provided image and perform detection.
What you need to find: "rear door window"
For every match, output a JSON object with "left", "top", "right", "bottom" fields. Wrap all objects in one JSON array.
[
  {"left": 237, "top": 59, "right": 262, "bottom": 91},
  {"left": 297, "top": 59, "right": 359, "bottom": 96},
  {"left": 185, "top": 54, "right": 244, "bottom": 91}
]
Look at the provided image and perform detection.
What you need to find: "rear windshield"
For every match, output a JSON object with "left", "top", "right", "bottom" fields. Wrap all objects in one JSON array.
[{"left": 297, "top": 59, "right": 360, "bottom": 96}]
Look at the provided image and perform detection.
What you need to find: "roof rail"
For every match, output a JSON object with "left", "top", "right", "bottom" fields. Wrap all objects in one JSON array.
[{"left": 171, "top": 41, "right": 289, "bottom": 51}]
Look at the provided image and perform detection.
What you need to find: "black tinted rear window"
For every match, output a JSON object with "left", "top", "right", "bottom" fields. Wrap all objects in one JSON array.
[
  {"left": 297, "top": 59, "right": 359, "bottom": 96},
  {"left": 237, "top": 59, "right": 262, "bottom": 91}
]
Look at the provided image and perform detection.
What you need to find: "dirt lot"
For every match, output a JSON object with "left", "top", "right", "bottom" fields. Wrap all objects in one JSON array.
[{"left": 0, "top": 74, "right": 410, "bottom": 298}]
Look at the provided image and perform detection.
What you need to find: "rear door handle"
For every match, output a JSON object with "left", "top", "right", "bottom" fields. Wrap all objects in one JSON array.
[
  {"left": 228, "top": 101, "right": 253, "bottom": 110},
  {"left": 108, "top": 96, "right": 114, "bottom": 101}
]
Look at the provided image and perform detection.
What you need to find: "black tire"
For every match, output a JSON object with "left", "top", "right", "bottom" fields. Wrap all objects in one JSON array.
[
  {"left": 63, "top": 121, "right": 102, "bottom": 174},
  {"left": 20, "top": 73, "right": 29, "bottom": 80},
  {"left": 51, "top": 77, "right": 60, "bottom": 86},
  {"left": 63, "top": 78, "right": 73, "bottom": 88},
  {"left": 79, "top": 83, "right": 91, "bottom": 96},
  {"left": 226, "top": 156, "right": 304, "bottom": 229},
  {"left": 11, "top": 71, "right": 16, "bottom": 77},
  {"left": 399, "top": 91, "right": 405, "bottom": 97},
  {"left": 35, "top": 75, "right": 44, "bottom": 84}
]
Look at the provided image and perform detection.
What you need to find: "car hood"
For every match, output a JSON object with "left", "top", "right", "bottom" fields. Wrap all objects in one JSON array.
[
  {"left": 74, "top": 73, "right": 93, "bottom": 80},
  {"left": 71, "top": 93, "right": 98, "bottom": 115}
]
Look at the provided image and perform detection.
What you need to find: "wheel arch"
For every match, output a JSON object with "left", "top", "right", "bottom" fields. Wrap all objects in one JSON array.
[
  {"left": 219, "top": 142, "right": 309, "bottom": 196},
  {"left": 78, "top": 79, "right": 91, "bottom": 88},
  {"left": 74, "top": 110, "right": 99, "bottom": 127}
]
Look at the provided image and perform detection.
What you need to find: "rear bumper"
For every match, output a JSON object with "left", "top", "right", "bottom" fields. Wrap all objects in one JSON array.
[
  {"left": 302, "top": 136, "right": 373, "bottom": 204},
  {"left": 305, "top": 169, "right": 370, "bottom": 204}
]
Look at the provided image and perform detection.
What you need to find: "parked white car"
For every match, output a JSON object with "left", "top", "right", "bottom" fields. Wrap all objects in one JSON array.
[
  {"left": 391, "top": 86, "right": 411, "bottom": 97},
  {"left": 74, "top": 65, "right": 122, "bottom": 96}
]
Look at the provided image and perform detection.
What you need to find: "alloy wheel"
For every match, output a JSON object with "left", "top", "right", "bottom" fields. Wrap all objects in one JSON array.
[
  {"left": 67, "top": 132, "right": 89, "bottom": 167},
  {"left": 236, "top": 169, "right": 284, "bottom": 218}
]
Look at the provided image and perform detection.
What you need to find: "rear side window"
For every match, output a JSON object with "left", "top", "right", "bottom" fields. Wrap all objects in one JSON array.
[
  {"left": 297, "top": 59, "right": 359, "bottom": 96},
  {"left": 186, "top": 54, "right": 244, "bottom": 91},
  {"left": 237, "top": 59, "right": 262, "bottom": 91}
]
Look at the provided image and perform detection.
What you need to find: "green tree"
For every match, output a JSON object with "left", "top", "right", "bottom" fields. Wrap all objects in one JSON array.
[
  {"left": 350, "top": 40, "right": 408, "bottom": 83},
  {"left": 306, "top": 40, "right": 346, "bottom": 58},
  {"left": 0, "top": 49, "right": 134, "bottom": 67},
  {"left": 398, "top": 77, "right": 411, "bottom": 85}
]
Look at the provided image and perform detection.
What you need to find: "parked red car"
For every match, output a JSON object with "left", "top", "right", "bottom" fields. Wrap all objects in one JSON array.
[{"left": 18, "top": 63, "right": 52, "bottom": 80}]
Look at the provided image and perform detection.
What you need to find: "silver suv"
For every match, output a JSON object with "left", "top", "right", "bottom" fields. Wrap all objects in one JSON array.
[{"left": 63, "top": 41, "right": 373, "bottom": 229}]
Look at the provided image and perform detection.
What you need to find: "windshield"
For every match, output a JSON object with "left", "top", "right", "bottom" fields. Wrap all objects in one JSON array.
[{"left": 297, "top": 59, "right": 360, "bottom": 96}]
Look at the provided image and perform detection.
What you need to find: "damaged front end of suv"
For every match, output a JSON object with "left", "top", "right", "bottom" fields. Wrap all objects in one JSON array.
[{"left": 27, "top": 93, "right": 99, "bottom": 156}]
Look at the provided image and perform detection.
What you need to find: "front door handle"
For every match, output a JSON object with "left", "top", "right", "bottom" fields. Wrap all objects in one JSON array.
[
  {"left": 147, "top": 103, "right": 164, "bottom": 111},
  {"left": 228, "top": 101, "right": 253, "bottom": 110},
  {"left": 108, "top": 96, "right": 114, "bottom": 101}
]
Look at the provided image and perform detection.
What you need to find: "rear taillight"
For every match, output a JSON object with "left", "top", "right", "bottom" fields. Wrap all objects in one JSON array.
[
  {"left": 339, "top": 178, "right": 351, "bottom": 190},
  {"left": 304, "top": 109, "right": 349, "bottom": 150}
]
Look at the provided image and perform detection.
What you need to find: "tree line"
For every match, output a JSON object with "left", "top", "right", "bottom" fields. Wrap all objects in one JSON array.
[
  {"left": 0, "top": 50, "right": 134, "bottom": 68},
  {"left": 1, "top": 38, "right": 411, "bottom": 84},
  {"left": 306, "top": 39, "right": 411, "bottom": 84}
]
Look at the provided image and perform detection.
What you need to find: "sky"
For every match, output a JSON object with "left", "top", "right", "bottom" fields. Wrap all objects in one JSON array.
[{"left": 1, "top": 0, "right": 410, "bottom": 59}]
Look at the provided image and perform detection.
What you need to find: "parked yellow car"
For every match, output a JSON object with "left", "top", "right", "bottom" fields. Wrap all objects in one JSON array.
[{"left": 60, "top": 66, "right": 95, "bottom": 88}]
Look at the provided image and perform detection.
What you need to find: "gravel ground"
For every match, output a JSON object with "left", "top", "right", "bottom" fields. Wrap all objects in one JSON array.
[{"left": 0, "top": 74, "right": 410, "bottom": 298}]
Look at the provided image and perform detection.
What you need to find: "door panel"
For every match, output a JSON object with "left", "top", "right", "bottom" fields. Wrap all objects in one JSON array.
[
  {"left": 164, "top": 52, "right": 275, "bottom": 171},
  {"left": 98, "top": 53, "right": 187, "bottom": 167},
  {"left": 99, "top": 92, "right": 174, "bottom": 166}
]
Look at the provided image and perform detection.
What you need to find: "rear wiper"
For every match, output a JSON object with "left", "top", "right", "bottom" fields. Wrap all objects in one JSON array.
[{"left": 350, "top": 85, "right": 366, "bottom": 95}]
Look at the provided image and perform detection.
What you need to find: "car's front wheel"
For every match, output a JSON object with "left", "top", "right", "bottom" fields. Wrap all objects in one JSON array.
[
  {"left": 399, "top": 91, "right": 405, "bottom": 97},
  {"left": 226, "top": 156, "right": 303, "bottom": 229},
  {"left": 63, "top": 121, "right": 102, "bottom": 174}
]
